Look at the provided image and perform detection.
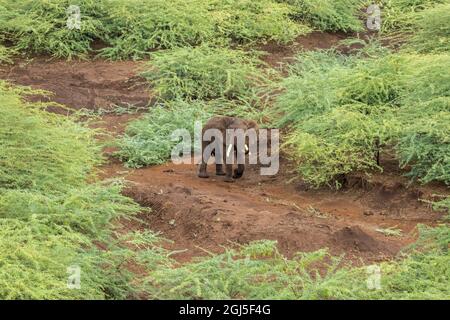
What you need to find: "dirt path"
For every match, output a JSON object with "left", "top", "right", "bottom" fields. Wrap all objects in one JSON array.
[
  {"left": 0, "top": 58, "right": 150, "bottom": 111},
  {"left": 100, "top": 154, "right": 444, "bottom": 264}
]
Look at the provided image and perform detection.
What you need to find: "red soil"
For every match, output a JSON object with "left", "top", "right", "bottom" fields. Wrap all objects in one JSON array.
[
  {"left": 0, "top": 57, "right": 151, "bottom": 112},
  {"left": 99, "top": 155, "right": 444, "bottom": 264}
]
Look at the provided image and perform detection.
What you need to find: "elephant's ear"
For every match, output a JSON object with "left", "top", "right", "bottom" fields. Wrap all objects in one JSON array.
[{"left": 245, "top": 120, "right": 258, "bottom": 129}]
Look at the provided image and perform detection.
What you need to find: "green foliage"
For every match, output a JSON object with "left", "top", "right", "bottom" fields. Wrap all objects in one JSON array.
[
  {"left": 380, "top": 0, "right": 447, "bottom": 34},
  {"left": 0, "top": 0, "right": 108, "bottom": 59},
  {"left": 99, "top": 0, "right": 216, "bottom": 60},
  {"left": 209, "top": 0, "right": 309, "bottom": 44},
  {"left": 0, "top": 82, "right": 165, "bottom": 299},
  {"left": 142, "top": 45, "right": 266, "bottom": 101},
  {"left": 407, "top": 3, "right": 450, "bottom": 53},
  {"left": 147, "top": 241, "right": 342, "bottom": 299},
  {"left": 146, "top": 225, "right": 450, "bottom": 299},
  {"left": 284, "top": 106, "right": 394, "bottom": 187},
  {"left": 0, "top": 182, "right": 139, "bottom": 236},
  {"left": 0, "top": 0, "right": 307, "bottom": 60},
  {"left": 394, "top": 54, "right": 450, "bottom": 184},
  {"left": 0, "top": 44, "right": 12, "bottom": 63},
  {"left": 272, "top": 50, "right": 353, "bottom": 128},
  {"left": 0, "top": 81, "right": 101, "bottom": 193},
  {"left": 275, "top": 48, "right": 450, "bottom": 187},
  {"left": 397, "top": 105, "right": 450, "bottom": 184},
  {"left": 280, "top": 0, "right": 364, "bottom": 32},
  {"left": 116, "top": 100, "right": 212, "bottom": 168},
  {"left": 0, "top": 189, "right": 146, "bottom": 300}
]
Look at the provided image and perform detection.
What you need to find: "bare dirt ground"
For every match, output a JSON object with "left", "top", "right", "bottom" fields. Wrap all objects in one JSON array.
[
  {"left": 259, "top": 31, "right": 349, "bottom": 68},
  {"left": 1, "top": 32, "right": 447, "bottom": 266},
  {"left": 101, "top": 157, "right": 444, "bottom": 264},
  {"left": 0, "top": 57, "right": 150, "bottom": 111}
]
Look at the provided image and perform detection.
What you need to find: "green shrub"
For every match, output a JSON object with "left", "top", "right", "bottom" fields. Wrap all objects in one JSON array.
[
  {"left": 272, "top": 50, "right": 353, "bottom": 127},
  {"left": 337, "top": 55, "right": 404, "bottom": 106},
  {"left": 100, "top": 0, "right": 307, "bottom": 59},
  {"left": 209, "top": 0, "right": 309, "bottom": 44},
  {"left": 397, "top": 106, "right": 450, "bottom": 184},
  {"left": 0, "top": 0, "right": 107, "bottom": 59},
  {"left": 141, "top": 45, "right": 266, "bottom": 101},
  {"left": 284, "top": 106, "right": 395, "bottom": 187},
  {"left": 0, "top": 182, "right": 139, "bottom": 236},
  {"left": 99, "top": 0, "right": 217, "bottom": 60},
  {"left": 147, "top": 241, "right": 340, "bottom": 299},
  {"left": 0, "top": 187, "right": 147, "bottom": 300},
  {"left": 0, "top": 82, "right": 101, "bottom": 193},
  {"left": 273, "top": 49, "right": 401, "bottom": 126},
  {"left": 380, "top": 0, "right": 447, "bottom": 34},
  {"left": 275, "top": 49, "right": 450, "bottom": 187},
  {"left": 146, "top": 224, "right": 450, "bottom": 299},
  {"left": 0, "top": 0, "right": 309, "bottom": 60},
  {"left": 394, "top": 54, "right": 450, "bottom": 184},
  {"left": 0, "top": 82, "right": 166, "bottom": 299},
  {"left": 0, "top": 44, "right": 12, "bottom": 63},
  {"left": 280, "top": 0, "right": 364, "bottom": 32},
  {"left": 406, "top": 3, "right": 450, "bottom": 53},
  {"left": 116, "top": 100, "right": 212, "bottom": 168}
]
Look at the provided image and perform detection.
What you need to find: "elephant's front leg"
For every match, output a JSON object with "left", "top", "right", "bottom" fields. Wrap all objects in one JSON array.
[
  {"left": 224, "top": 164, "right": 234, "bottom": 182},
  {"left": 233, "top": 164, "right": 245, "bottom": 179},
  {"left": 216, "top": 164, "right": 226, "bottom": 176},
  {"left": 223, "top": 147, "right": 234, "bottom": 183},
  {"left": 198, "top": 141, "right": 210, "bottom": 178}
]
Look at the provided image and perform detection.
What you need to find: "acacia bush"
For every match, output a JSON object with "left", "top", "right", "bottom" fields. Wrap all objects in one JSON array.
[
  {"left": 0, "top": 82, "right": 100, "bottom": 193},
  {"left": 0, "top": 0, "right": 108, "bottom": 59},
  {"left": 99, "top": 0, "right": 217, "bottom": 60},
  {"left": 279, "top": 0, "right": 364, "bottom": 32},
  {"left": 406, "top": 2, "right": 450, "bottom": 53},
  {"left": 141, "top": 45, "right": 266, "bottom": 101},
  {"left": 0, "top": 0, "right": 308, "bottom": 60},
  {"left": 116, "top": 100, "right": 212, "bottom": 168},
  {"left": 395, "top": 54, "right": 450, "bottom": 184},
  {"left": 275, "top": 48, "right": 450, "bottom": 187},
  {"left": 380, "top": 0, "right": 448, "bottom": 34},
  {"left": 147, "top": 225, "right": 450, "bottom": 299},
  {"left": 0, "top": 82, "right": 164, "bottom": 299},
  {"left": 284, "top": 105, "right": 395, "bottom": 187},
  {"left": 209, "top": 0, "right": 309, "bottom": 44}
]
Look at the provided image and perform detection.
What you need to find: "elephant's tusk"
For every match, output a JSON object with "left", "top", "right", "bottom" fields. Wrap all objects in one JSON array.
[{"left": 226, "top": 144, "right": 233, "bottom": 158}]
